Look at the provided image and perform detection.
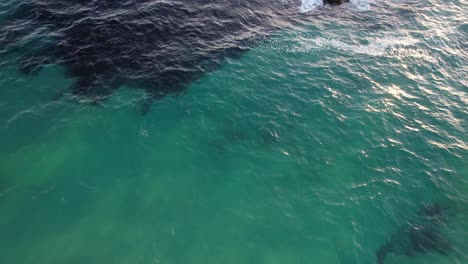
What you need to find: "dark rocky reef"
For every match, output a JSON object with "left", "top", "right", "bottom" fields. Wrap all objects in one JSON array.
[
  {"left": 1, "top": 0, "right": 301, "bottom": 113},
  {"left": 324, "top": 0, "right": 349, "bottom": 5},
  {"left": 376, "top": 203, "right": 452, "bottom": 264}
]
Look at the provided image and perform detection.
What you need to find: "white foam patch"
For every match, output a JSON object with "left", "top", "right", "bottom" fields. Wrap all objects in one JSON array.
[
  {"left": 266, "top": 35, "right": 435, "bottom": 61},
  {"left": 300, "top": 0, "right": 323, "bottom": 12},
  {"left": 349, "top": 0, "right": 371, "bottom": 11},
  {"left": 308, "top": 36, "right": 420, "bottom": 55}
]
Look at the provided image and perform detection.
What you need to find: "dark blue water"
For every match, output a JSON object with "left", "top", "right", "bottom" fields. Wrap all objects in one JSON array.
[{"left": 0, "top": 0, "right": 467, "bottom": 263}]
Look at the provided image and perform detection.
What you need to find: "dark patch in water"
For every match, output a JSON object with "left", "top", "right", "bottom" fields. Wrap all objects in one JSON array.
[
  {"left": 376, "top": 203, "right": 452, "bottom": 264},
  {"left": 323, "top": 0, "right": 349, "bottom": 5},
  {"left": 1, "top": 0, "right": 301, "bottom": 113}
]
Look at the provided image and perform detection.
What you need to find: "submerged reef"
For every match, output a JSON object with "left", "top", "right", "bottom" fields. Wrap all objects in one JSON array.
[
  {"left": 1, "top": 0, "right": 301, "bottom": 112},
  {"left": 376, "top": 203, "right": 452, "bottom": 264}
]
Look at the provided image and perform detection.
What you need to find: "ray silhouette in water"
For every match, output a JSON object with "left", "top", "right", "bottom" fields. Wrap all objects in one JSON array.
[
  {"left": 1, "top": 0, "right": 304, "bottom": 113},
  {"left": 376, "top": 203, "right": 452, "bottom": 264}
]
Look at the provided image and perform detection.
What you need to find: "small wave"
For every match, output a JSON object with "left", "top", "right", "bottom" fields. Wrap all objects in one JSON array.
[
  {"left": 266, "top": 34, "right": 435, "bottom": 61},
  {"left": 310, "top": 36, "right": 419, "bottom": 55}
]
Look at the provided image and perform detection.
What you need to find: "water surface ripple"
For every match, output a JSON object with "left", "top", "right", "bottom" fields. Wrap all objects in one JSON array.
[{"left": 0, "top": 0, "right": 466, "bottom": 264}]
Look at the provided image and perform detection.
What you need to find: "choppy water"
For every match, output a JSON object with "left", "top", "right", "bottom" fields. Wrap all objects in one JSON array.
[{"left": 0, "top": 0, "right": 467, "bottom": 263}]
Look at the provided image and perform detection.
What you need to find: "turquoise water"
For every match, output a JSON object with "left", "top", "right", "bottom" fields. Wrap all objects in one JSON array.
[{"left": 1, "top": 1, "right": 467, "bottom": 263}]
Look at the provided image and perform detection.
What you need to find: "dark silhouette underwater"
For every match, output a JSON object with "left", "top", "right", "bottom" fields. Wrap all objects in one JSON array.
[
  {"left": 376, "top": 203, "right": 453, "bottom": 264},
  {"left": 1, "top": 0, "right": 316, "bottom": 113}
]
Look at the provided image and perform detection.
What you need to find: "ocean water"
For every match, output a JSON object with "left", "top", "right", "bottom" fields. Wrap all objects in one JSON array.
[{"left": 0, "top": 0, "right": 467, "bottom": 264}]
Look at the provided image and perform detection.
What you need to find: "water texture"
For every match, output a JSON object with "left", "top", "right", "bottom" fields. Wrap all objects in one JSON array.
[{"left": 0, "top": 0, "right": 466, "bottom": 264}]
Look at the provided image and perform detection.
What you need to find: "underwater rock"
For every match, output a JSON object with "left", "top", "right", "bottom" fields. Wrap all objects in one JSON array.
[
  {"left": 376, "top": 203, "right": 452, "bottom": 264},
  {"left": 1, "top": 0, "right": 301, "bottom": 113}
]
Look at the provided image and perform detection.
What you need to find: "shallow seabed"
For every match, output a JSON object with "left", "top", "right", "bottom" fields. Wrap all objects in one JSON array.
[{"left": 0, "top": 0, "right": 467, "bottom": 263}]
